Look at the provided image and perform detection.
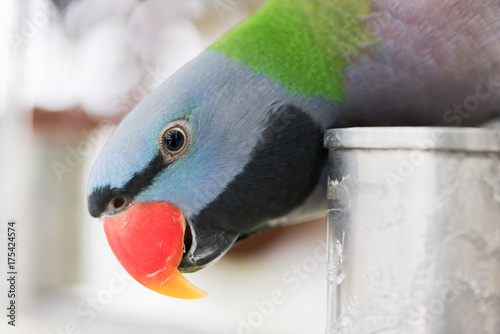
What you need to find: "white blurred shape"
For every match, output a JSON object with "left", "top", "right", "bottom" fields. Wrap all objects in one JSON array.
[
  {"left": 24, "top": 22, "right": 75, "bottom": 111},
  {"left": 25, "top": 0, "right": 207, "bottom": 115},
  {"left": 74, "top": 17, "right": 142, "bottom": 114},
  {"left": 0, "top": 0, "right": 17, "bottom": 116},
  {"left": 125, "top": 1, "right": 205, "bottom": 63},
  {"left": 63, "top": 0, "right": 137, "bottom": 35}
]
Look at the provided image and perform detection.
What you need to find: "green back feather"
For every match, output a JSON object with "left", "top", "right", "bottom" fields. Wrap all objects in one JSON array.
[{"left": 210, "top": 0, "right": 374, "bottom": 102}]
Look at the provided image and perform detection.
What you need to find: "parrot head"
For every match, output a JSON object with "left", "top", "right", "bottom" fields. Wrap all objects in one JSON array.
[{"left": 87, "top": 51, "right": 333, "bottom": 299}]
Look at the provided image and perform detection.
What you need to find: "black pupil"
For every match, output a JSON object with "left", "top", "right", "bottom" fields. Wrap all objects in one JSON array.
[{"left": 164, "top": 129, "right": 185, "bottom": 152}]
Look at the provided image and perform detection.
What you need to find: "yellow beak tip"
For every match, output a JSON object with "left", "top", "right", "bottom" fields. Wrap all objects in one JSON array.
[{"left": 145, "top": 269, "right": 208, "bottom": 299}]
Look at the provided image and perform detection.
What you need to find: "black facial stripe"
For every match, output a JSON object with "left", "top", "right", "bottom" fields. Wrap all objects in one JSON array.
[
  {"left": 123, "top": 153, "right": 166, "bottom": 198},
  {"left": 88, "top": 152, "right": 167, "bottom": 217},
  {"left": 190, "top": 104, "right": 324, "bottom": 241}
]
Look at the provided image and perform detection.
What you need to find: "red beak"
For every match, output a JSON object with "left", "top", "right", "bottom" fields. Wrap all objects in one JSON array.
[{"left": 103, "top": 202, "right": 207, "bottom": 299}]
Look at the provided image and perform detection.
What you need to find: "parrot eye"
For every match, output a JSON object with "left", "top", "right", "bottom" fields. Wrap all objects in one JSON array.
[
  {"left": 159, "top": 120, "right": 191, "bottom": 162},
  {"left": 164, "top": 128, "right": 185, "bottom": 152}
]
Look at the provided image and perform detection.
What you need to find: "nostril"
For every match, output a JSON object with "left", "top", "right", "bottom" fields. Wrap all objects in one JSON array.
[
  {"left": 104, "top": 195, "right": 130, "bottom": 216},
  {"left": 112, "top": 196, "right": 126, "bottom": 209}
]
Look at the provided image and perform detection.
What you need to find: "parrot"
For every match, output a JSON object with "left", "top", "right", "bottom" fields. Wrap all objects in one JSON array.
[{"left": 87, "top": 0, "right": 500, "bottom": 299}]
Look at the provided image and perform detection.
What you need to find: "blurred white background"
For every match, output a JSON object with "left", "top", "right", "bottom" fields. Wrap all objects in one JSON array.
[{"left": 0, "top": 0, "right": 328, "bottom": 333}]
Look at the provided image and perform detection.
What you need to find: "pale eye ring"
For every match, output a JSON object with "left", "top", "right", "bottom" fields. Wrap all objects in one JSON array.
[{"left": 159, "top": 120, "right": 191, "bottom": 161}]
